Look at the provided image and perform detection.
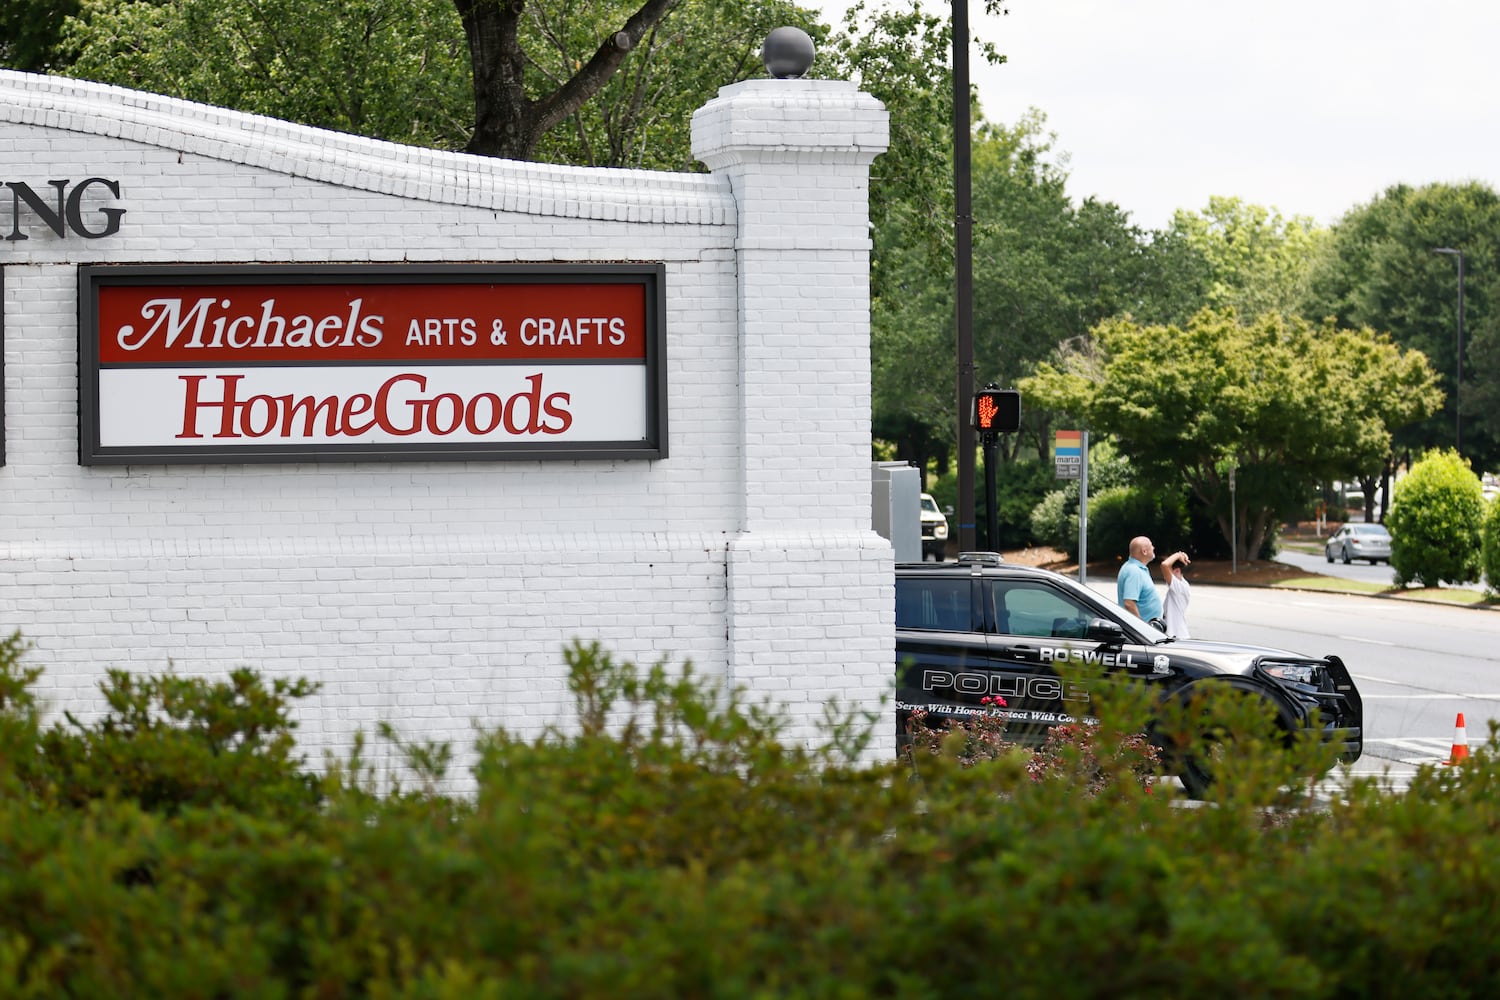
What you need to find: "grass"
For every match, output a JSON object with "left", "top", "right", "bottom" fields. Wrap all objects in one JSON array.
[
  {"left": 1280, "top": 542, "right": 1328, "bottom": 556},
  {"left": 1400, "top": 588, "right": 1494, "bottom": 607},
  {"left": 1270, "top": 572, "right": 1496, "bottom": 607},
  {"left": 1270, "top": 576, "right": 1390, "bottom": 595}
]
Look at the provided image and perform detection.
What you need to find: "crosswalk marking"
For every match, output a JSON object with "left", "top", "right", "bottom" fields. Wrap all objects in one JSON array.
[{"left": 1368, "top": 737, "right": 1450, "bottom": 757}]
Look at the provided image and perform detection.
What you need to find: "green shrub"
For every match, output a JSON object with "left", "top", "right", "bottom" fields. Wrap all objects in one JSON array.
[
  {"left": 904, "top": 697, "right": 1162, "bottom": 796},
  {"left": 1028, "top": 445, "right": 1141, "bottom": 556},
  {"left": 1030, "top": 487, "right": 1075, "bottom": 552},
  {"left": 1388, "top": 449, "right": 1485, "bottom": 586},
  {"left": 12, "top": 636, "right": 1500, "bottom": 995},
  {"left": 1483, "top": 496, "right": 1500, "bottom": 597},
  {"left": 0, "top": 631, "right": 43, "bottom": 799},
  {"left": 987, "top": 459, "right": 1059, "bottom": 549},
  {"left": 1030, "top": 483, "right": 1190, "bottom": 562},
  {"left": 1088, "top": 483, "right": 1190, "bottom": 563},
  {"left": 13, "top": 659, "right": 324, "bottom": 821}
]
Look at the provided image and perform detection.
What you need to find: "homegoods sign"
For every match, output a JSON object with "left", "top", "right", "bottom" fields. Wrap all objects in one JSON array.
[{"left": 79, "top": 263, "right": 667, "bottom": 464}]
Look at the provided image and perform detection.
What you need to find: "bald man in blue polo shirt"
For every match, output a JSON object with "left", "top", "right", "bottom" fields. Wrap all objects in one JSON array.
[{"left": 1117, "top": 535, "right": 1164, "bottom": 627}]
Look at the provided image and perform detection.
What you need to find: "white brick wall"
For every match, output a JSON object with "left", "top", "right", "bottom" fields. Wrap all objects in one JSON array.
[{"left": 1, "top": 70, "right": 893, "bottom": 787}]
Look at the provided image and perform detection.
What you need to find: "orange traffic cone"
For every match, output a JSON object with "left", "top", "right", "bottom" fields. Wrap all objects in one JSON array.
[{"left": 1447, "top": 713, "right": 1470, "bottom": 766}]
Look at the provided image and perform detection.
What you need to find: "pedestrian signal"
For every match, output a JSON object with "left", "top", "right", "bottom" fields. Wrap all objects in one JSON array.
[{"left": 972, "top": 389, "right": 1021, "bottom": 432}]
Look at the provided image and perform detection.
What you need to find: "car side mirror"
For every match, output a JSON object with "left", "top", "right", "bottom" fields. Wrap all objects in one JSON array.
[{"left": 1085, "top": 618, "right": 1127, "bottom": 644}]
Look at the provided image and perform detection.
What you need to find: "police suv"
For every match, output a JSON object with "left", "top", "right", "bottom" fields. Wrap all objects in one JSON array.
[{"left": 895, "top": 553, "right": 1363, "bottom": 794}]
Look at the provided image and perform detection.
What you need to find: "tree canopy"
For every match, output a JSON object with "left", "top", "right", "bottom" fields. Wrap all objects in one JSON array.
[
  {"left": 60, "top": 0, "right": 473, "bottom": 149},
  {"left": 0, "top": 0, "right": 78, "bottom": 71},
  {"left": 1302, "top": 181, "right": 1500, "bottom": 472},
  {"left": 522, "top": 1, "right": 826, "bottom": 170},
  {"left": 1165, "top": 196, "right": 1328, "bottom": 322},
  {"left": 52, "top": 0, "right": 829, "bottom": 162},
  {"left": 461, "top": 0, "right": 829, "bottom": 164},
  {"left": 870, "top": 109, "right": 1160, "bottom": 477},
  {"left": 1019, "top": 309, "right": 1442, "bottom": 560}
]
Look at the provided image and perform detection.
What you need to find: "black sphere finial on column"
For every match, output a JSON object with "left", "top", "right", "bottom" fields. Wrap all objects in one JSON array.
[{"left": 762, "top": 27, "right": 815, "bottom": 79}]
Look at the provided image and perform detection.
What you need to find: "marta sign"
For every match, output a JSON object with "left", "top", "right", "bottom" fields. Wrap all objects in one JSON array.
[{"left": 78, "top": 263, "right": 667, "bottom": 464}]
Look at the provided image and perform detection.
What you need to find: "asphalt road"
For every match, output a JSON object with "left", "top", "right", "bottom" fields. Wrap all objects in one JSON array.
[
  {"left": 1178, "top": 584, "right": 1500, "bottom": 791},
  {"left": 1085, "top": 578, "right": 1500, "bottom": 792}
]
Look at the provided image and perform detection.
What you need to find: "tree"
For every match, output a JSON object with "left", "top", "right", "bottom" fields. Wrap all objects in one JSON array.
[
  {"left": 1019, "top": 309, "right": 1442, "bottom": 562},
  {"left": 464, "top": 0, "right": 830, "bottom": 166},
  {"left": 61, "top": 0, "right": 474, "bottom": 149},
  {"left": 821, "top": 0, "right": 1010, "bottom": 482},
  {"left": 525, "top": 1, "right": 826, "bottom": 170},
  {"left": 460, "top": 0, "right": 680, "bottom": 159},
  {"left": 1302, "top": 182, "right": 1500, "bottom": 474},
  {"left": 969, "top": 113, "right": 1155, "bottom": 461},
  {"left": 869, "top": 206, "right": 959, "bottom": 485},
  {"left": 0, "top": 0, "right": 79, "bottom": 71},
  {"left": 1166, "top": 196, "right": 1328, "bottom": 321},
  {"left": 57, "top": 1, "right": 829, "bottom": 164},
  {"left": 867, "top": 106, "right": 1154, "bottom": 478}
]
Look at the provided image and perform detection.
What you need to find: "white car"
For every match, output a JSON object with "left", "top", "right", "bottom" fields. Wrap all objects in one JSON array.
[{"left": 1325, "top": 523, "right": 1392, "bottom": 565}]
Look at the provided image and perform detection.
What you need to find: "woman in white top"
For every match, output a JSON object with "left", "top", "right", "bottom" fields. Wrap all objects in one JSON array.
[{"left": 1160, "top": 550, "right": 1191, "bottom": 638}]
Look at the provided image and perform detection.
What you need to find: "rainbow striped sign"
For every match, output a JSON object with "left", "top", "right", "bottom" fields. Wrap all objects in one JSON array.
[{"left": 1055, "top": 429, "right": 1082, "bottom": 479}]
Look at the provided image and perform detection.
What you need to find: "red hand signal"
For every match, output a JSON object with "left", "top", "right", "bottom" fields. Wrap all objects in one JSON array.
[{"left": 977, "top": 394, "right": 999, "bottom": 429}]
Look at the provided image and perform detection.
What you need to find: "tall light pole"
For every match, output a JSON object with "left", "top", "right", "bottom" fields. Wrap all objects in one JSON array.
[
  {"left": 1432, "top": 247, "right": 1465, "bottom": 457},
  {"left": 953, "top": 0, "right": 976, "bottom": 551}
]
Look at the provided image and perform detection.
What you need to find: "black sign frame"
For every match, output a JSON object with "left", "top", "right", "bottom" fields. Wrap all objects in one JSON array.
[{"left": 78, "top": 262, "right": 668, "bottom": 466}]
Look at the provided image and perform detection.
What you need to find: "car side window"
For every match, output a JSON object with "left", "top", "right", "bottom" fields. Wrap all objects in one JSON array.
[
  {"left": 895, "top": 578, "right": 973, "bottom": 632},
  {"left": 990, "top": 582, "right": 1095, "bottom": 639}
]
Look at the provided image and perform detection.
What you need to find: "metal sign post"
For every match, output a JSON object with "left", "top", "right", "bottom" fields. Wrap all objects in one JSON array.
[
  {"left": 1229, "top": 462, "right": 1238, "bottom": 575},
  {"left": 1079, "top": 431, "right": 1089, "bottom": 587},
  {"left": 1054, "top": 430, "right": 1086, "bottom": 584}
]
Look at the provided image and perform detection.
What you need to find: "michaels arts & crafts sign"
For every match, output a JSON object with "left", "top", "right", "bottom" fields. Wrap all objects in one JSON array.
[{"left": 78, "top": 264, "right": 667, "bottom": 464}]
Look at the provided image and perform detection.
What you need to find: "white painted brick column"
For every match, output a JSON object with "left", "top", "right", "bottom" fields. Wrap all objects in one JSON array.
[{"left": 692, "top": 79, "right": 895, "bottom": 758}]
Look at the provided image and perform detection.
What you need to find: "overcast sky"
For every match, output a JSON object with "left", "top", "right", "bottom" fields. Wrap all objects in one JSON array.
[{"left": 807, "top": 0, "right": 1500, "bottom": 232}]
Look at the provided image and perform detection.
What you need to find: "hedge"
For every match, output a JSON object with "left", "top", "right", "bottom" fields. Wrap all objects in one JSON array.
[{"left": 3, "top": 633, "right": 1500, "bottom": 997}]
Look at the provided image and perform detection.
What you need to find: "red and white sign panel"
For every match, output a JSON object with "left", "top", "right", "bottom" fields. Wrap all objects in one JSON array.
[{"left": 79, "top": 264, "right": 667, "bottom": 464}]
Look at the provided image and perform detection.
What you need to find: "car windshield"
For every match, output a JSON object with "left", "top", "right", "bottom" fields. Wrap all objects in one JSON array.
[
  {"left": 1353, "top": 525, "right": 1389, "bottom": 537},
  {"left": 920, "top": 496, "right": 940, "bottom": 514}
]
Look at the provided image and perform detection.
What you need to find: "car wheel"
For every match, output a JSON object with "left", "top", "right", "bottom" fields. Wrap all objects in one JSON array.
[
  {"left": 1341, "top": 546, "right": 1352, "bottom": 565},
  {"left": 1167, "top": 685, "right": 1295, "bottom": 800},
  {"left": 1325, "top": 547, "right": 1334, "bottom": 563},
  {"left": 1178, "top": 743, "right": 1227, "bottom": 801}
]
